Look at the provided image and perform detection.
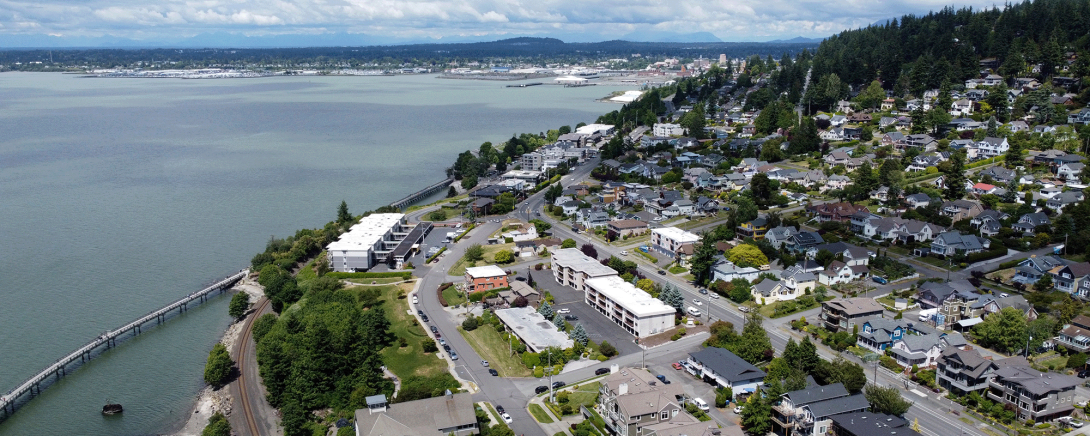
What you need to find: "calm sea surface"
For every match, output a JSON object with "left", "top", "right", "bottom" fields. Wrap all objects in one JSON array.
[{"left": 0, "top": 73, "right": 626, "bottom": 435}]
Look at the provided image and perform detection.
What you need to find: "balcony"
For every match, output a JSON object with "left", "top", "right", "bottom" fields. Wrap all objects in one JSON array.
[{"left": 938, "top": 372, "right": 985, "bottom": 393}]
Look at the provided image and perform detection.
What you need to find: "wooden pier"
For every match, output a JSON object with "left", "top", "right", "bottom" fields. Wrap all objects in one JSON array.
[
  {"left": 389, "top": 177, "right": 454, "bottom": 210},
  {"left": 0, "top": 269, "right": 248, "bottom": 420}
]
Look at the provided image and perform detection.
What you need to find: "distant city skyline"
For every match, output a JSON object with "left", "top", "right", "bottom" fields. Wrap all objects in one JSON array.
[{"left": 0, "top": 0, "right": 1004, "bottom": 47}]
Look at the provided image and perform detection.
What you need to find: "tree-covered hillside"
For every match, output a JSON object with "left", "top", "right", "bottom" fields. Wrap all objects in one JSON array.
[{"left": 806, "top": 0, "right": 1090, "bottom": 111}]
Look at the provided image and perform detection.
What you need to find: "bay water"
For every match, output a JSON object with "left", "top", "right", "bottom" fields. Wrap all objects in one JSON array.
[{"left": 0, "top": 73, "right": 626, "bottom": 435}]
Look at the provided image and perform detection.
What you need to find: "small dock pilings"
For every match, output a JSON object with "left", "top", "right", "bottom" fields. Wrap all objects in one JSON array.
[
  {"left": 0, "top": 269, "right": 248, "bottom": 420},
  {"left": 390, "top": 177, "right": 454, "bottom": 210}
]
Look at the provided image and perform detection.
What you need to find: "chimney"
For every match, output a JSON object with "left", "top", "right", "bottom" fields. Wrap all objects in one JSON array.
[{"left": 619, "top": 383, "right": 629, "bottom": 395}]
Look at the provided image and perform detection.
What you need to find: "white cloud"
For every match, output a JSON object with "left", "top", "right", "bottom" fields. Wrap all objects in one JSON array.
[{"left": 0, "top": 0, "right": 1005, "bottom": 42}]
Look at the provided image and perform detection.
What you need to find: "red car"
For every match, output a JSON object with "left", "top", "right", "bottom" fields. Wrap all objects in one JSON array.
[{"left": 672, "top": 362, "right": 683, "bottom": 370}]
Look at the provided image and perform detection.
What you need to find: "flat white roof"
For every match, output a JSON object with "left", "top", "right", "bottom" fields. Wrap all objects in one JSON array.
[
  {"left": 586, "top": 275, "right": 676, "bottom": 317},
  {"left": 465, "top": 265, "right": 507, "bottom": 279},
  {"left": 326, "top": 213, "right": 404, "bottom": 252},
  {"left": 652, "top": 227, "right": 700, "bottom": 244},
  {"left": 575, "top": 123, "right": 616, "bottom": 135},
  {"left": 494, "top": 307, "right": 574, "bottom": 352},
  {"left": 552, "top": 248, "right": 618, "bottom": 277}
]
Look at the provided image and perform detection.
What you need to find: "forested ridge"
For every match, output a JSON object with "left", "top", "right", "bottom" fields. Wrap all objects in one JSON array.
[{"left": 805, "top": 0, "right": 1090, "bottom": 111}]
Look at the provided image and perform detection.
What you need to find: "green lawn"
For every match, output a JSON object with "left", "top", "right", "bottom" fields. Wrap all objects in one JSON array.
[
  {"left": 442, "top": 286, "right": 467, "bottom": 307},
  {"left": 483, "top": 402, "right": 501, "bottom": 425},
  {"left": 459, "top": 325, "right": 532, "bottom": 377},
  {"left": 668, "top": 265, "right": 688, "bottom": 274},
  {"left": 566, "top": 382, "right": 600, "bottom": 408},
  {"left": 373, "top": 281, "right": 449, "bottom": 379},
  {"left": 447, "top": 243, "right": 517, "bottom": 276},
  {"left": 529, "top": 404, "right": 554, "bottom": 423}
]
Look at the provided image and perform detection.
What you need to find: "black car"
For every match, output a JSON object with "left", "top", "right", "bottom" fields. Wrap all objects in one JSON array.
[
  {"left": 564, "top": 315, "right": 578, "bottom": 321},
  {"left": 699, "top": 288, "right": 708, "bottom": 295},
  {"left": 421, "top": 315, "right": 429, "bottom": 322},
  {"left": 489, "top": 369, "right": 499, "bottom": 376},
  {"left": 496, "top": 405, "right": 505, "bottom": 414},
  {"left": 535, "top": 386, "right": 549, "bottom": 394},
  {"left": 443, "top": 344, "right": 451, "bottom": 351},
  {"left": 657, "top": 270, "right": 666, "bottom": 275},
  {"left": 515, "top": 277, "right": 527, "bottom": 282},
  {"left": 430, "top": 325, "right": 438, "bottom": 333},
  {"left": 656, "top": 374, "right": 671, "bottom": 384},
  {"left": 1079, "top": 370, "right": 1090, "bottom": 378},
  {"left": 417, "top": 310, "right": 424, "bottom": 316},
  {"left": 595, "top": 368, "right": 610, "bottom": 376},
  {"left": 552, "top": 381, "right": 566, "bottom": 389}
]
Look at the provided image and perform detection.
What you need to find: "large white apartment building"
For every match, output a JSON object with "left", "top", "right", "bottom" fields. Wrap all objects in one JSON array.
[
  {"left": 650, "top": 227, "right": 700, "bottom": 257},
  {"left": 584, "top": 275, "right": 676, "bottom": 338},
  {"left": 552, "top": 248, "right": 618, "bottom": 292},
  {"left": 653, "top": 123, "right": 684, "bottom": 137},
  {"left": 326, "top": 213, "right": 428, "bottom": 272}
]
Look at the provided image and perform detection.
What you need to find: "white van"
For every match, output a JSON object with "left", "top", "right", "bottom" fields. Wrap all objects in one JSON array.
[
  {"left": 692, "top": 398, "right": 710, "bottom": 411},
  {"left": 687, "top": 306, "right": 702, "bottom": 317}
]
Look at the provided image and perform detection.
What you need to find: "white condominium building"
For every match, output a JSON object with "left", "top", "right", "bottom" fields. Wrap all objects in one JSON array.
[{"left": 584, "top": 275, "right": 675, "bottom": 338}]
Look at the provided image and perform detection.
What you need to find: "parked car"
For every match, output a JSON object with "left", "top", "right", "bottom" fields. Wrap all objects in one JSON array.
[
  {"left": 552, "top": 381, "right": 566, "bottom": 389},
  {"left": 481, "top": 360, "right": 489, "bottom": 367},
  {"left": 672, "top": 362, "right": 683, "bottom": 370},
  {"left": 1072, "top": 419, "right": 1085, "bottom": 428},
  {"left": 438, "top": 338, "right": 446, "bottom": 346},
  {"left": 693, "top": 398, "right": 709, "bottom": 411},
  {"left": 595, "top": 368, "right": 610, "bottom": 375},
  {"left": 430, "top": 325, "right": 438, "bottom": 333},
  {"left": 557, "top": 308, "right": 571, "bottom": 314},
  {"left": 535, "top": 386, "right": 549, "bottom": 394},
  {"left": 496, "top": 405, "right": 505, "bottom": 414},
  {"left": 417, "top": 310, "right": 424, "bottom": 316},
  {"left": 1079, "top": 370, "right": 1090, "bottom": 379},
  {"left": 738, "top": 306, "right": 749, "bottom": 313},
  {"left": 443, "top": 344, "right": 451, "bottom": 351},
  {"left": 564, "top": 315, "right": 579, "bottom": 320},
  {"left": 421, "top": 315, "right": 429, "bottom": 322},
  {"left": 657, "top": 270, "right": 666, "bottom": 275},
  {"left": 515, "top": 276, "right": 527, "bottom": 282},
  {"left": 489, "top": 369, "right": 499, "bottom": 376},
  {"left": 450, "top": 350, "right": 459, "bottom": 360},
  {"left": 501, "top": 413, "right": 513, "bottom": 424},
  {"left": 871, "top": 276, "right": 888, "bottom": 284},
  {"left": 733, "top": 405, "right": 744, "bottom": 414},
  {"left": 655, "top": 374, "right": 670, "bottom": 384}
]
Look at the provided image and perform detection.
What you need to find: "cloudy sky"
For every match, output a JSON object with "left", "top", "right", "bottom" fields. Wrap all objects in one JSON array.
[{"left": 0, "top": 0, "right": 1004, "bottom": 44}]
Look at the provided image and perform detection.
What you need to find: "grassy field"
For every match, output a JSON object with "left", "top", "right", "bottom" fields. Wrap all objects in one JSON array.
[
  {"left": 442, "top": 286, "right": 467, "bottom": 307},
  {"left": 373, "top": 281, "right": 449, "bottom": 379},
  {"left": 529, "top": 404, "right": 554, "bottom": 423},
  {"left": 567, "top": 382, "right": 600, "bottom": 408},
  {"left": 459, "top": 325, "right": 532, "bottom": 377},
  {"left": 668, "top": 265, "right": 688, "bottom": 274},
  {"left": 448, "top": 243, "right": 517, "bottom": 276}
]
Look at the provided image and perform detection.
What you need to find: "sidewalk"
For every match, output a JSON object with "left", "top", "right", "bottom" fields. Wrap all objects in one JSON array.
[{"left": 527, "top": 395, "right": 580, "bottom": 436}]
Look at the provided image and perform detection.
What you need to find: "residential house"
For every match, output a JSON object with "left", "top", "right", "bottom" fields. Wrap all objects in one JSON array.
[
  {"left": 906, "top": 154, "right": 944, "bottom": 172},
  {"left": 810, "top": 242, "right": 871, "bottom": 266},
  {"left": 976, "top": 137, "right": 1009, "bottom": 158},
  {"left": 931, "top": 231, "right": 991, "bottom": 257},
  {"left": 829, "top": 115, "right": 847, "bottom": 126},
  {"left": 807, "top": 202, "right": 869, "bottom": 223},
  {"left": 1058, "top": 162, "right": 1085, "bottom": 181},
  {"left": 823, "top": 150, "right": 852, "bottom": 167},
  {"left": 465, "top": 265, "right": 510, "bottom": 293},
  {"left": 820, "top": 298, "right": 884, "bottom": 332},
  {"left": 783, "top": 231, "right": 825, "bottom": 255},
  {"left": 651, "top": 227, "right": 700, "bottom": 259},
  {"left": 353, "top": 393, "right": 478, "bottom": 436},
  {"left": 902, "top": 134, "right": 938, "bottom": 151},
  {"left": 1011, "top": 212, "right": 1049, "bottom": 235},
  {"left": 686, "top": 347, "right": 766, "bottom": 393},
  {"left": 889, "top": 332, "right": 943, "bottom": 368},
  {"left": 829, "top": 412, "right": 922, "bottom": 436},
  {"left": 972, "top": 183, "right": 998, "bottom": 195},
  {"left": 1056, "top": 315, "right": 1090, "bottom": 353},
  {"left": 751, "top": 279, "right": 800, "bottom": 304},
  {"left": 1013, "top": 255, "right": 1070, "bottom": 285},
  {"left": 711, "top": 259, "right": 761, "bottom": 283},
  {"left": 936, "top": 348, "right": 998, "bottom": 396},
  {"left": 1008, "top": 120, "right": 1030, "bottom": 132},
  {"left": 579, "top": 210, "right": 611, "bottom": 228},
  {"left": 764, "top": 226, "right": 799, "bottom": 249},
  {"left": 1046, "top": 191, "right": 1085, "bottom": 211},
  {"left": 987, "top": 364, "right": 1080, "bottom": 423},
  {"left": 824, "top": 175, "right": 851, "bottom": 192},
  {"left": 608, "top": 220, "right": 650, "bottom": 238},
  {"left": 771, "top": 383, "right": 869, "bottom": 436},
  {"left": 1050, "top": 262, "right": 1090, "bottom": 294},
  {"left": 596, "top": 367, "right": 688, "bottom": 436},
  {"left": 940, "top": 200, "right": 983, "bottom": 222},
  {"left": 820, "top": 128, "right": 845, "bottom": 142},
  {"left": 916, "top": 280, "right": 977, "bottom": 310},
  {"left": 880, "top": 132, "right": 905, "bottom": 147},
  {"left": 869, "top": 186, "right": 892, "bottom": 202},
  {"left": 817, "top": 260, "right": 869, "bottom": 285},
  {"left": 972, "top": 209, "right": 1010, "bottom": 237},
  {"left": 780, "top": 265, "right": 818, "bottom": 296},
  {"left": 736, "top": 218, "right": 769, "bottom": 240},
  {"left": 951, "top": 99, "right": 973, "bottom": 116},
  {"left": 904, "top": 193, "right": 935, "bottom": 209},
  {"left": 856, "top": 318, "right": 908, "bottom": 352}
]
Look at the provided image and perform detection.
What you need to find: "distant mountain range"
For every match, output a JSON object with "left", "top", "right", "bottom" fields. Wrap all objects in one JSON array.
[{"left": 0, "top": 31, "right": 827, "bottom": 49}]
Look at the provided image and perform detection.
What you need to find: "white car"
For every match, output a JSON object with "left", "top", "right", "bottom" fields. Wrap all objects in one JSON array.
[
  {"left": 710, "top": 293, "right": 719, "bottom": 299},
  {"left": 1072, "top": 419, "right": 1085, "bottom": 428},
  {"left": 501, "top": 413, "right": 513, "bottom": 424},
  {"left": 621, "top": 250, "right": 629, "bottom": 256},
  {"left": 733, "top": 405, "right": 744, "bottom": 414},
  {"left": 557, "top": 308, "right": 571, "bottom": 314},
  {"left": 692, "top": 299, "right": 703, "bottom": 306}
]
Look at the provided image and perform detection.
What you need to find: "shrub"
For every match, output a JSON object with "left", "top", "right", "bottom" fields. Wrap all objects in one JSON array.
[
  {"left": 534, "top": 367, "right": 545, "bottom": 378},
  {"left": 203, "top": 343, "right": 234, "bottom": 388},
  {"left": 599, "top": 341, "right": 617, "bottom": 357},
  {"left": 422, "top": 339, "right": 438, "bottom": 353},
  {"left": 462, "top": 316, "right": 480, "bottom": 331}
]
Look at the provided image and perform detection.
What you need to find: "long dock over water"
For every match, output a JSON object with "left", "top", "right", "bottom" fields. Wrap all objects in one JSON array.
[
  {"left": 390, "top": 177, "right": 454, "bottom": 210},
  {"left": 0, "top": 269, "right": 248, "bottom": 420}
]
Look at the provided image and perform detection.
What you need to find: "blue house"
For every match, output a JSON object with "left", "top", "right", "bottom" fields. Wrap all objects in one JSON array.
[{"left": 856, "top": 318, "right": 908, "bottom": 352}]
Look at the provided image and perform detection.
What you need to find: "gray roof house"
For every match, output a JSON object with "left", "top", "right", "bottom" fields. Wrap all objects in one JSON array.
[
  {"left": 771, "top": 383, "right": 869, "bottom": 436},
  {"left": 987, "top": 364, "right": 1081, "bottom": 422},
  {"left": 931, "top": 231, "right": 990, "bottom": 257},
  {"left": 354, "top": 393, "right": 477, "bottom": 436},
  {"left": 686, "top": 347, "right": 766, "bottom": 392},
  {"left": 1011, "top": 212, "right": 1050, "bottom": 235},
  {"left": 1047, "top": 191, "right": 1085, "bottom": 212}
]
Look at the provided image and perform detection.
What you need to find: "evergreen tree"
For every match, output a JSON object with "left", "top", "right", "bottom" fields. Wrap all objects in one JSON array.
[
  {"left": 658, "top": 284, "right": 684, "bottom": 312},
  {"left": 943, "top": 150, "right": 967, "bottom": 200},
  {"left": 538, "top": 300, "right": 554, "bottom": 319},
  {"left": 1005, "top": 138, "right": 1023, "bottom": 168},
  {"left": 733, "top": 312, "right": 773, "bottom": 364},
  {"left": 336, "top": 200, "right": 352, "bottom": 224},
  {"left": 740, "top": 388, "right": 773, "bottom": 435},
  {"left": 553, "top": 313, "right": 565, "bottom": 329},
  {"left": 569, "top": 324, "right": 588, "bottom": 346},
  {"left": 865, "top": 384, "right": 913, "bottom": 416},
  {"left": 986, "top": 116, "right": 998, "bottom": 137}
]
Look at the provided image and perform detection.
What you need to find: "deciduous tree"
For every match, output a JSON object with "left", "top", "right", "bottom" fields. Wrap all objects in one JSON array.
[{"left": 865, "top": 384, "right": 913, "bottom": 416}]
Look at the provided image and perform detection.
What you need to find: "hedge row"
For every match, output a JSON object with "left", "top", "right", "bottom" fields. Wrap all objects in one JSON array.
[
  {"left": 454, "top": 224, "right": 476, "bottom": 242},
  {"left": 437, "top": 282, "right": 454, "bottom": 307},
  {"left": 963, "top": 245, "right": 1009, "bottom": 264},
  {"left": 427, "top": 247, "right": 447, "bottom": 263},
  {"left": 325, "top": 271, "right": 413, "bottom": 280}
]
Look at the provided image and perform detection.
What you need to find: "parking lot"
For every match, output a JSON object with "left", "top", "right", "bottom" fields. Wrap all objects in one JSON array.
[{"left": 525, "top": 266, "right": 642, "bottom": 356}]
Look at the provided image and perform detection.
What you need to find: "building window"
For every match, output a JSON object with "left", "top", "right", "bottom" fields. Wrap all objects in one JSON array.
[{"left": 661, "top": 412, "right": 668, "bottom": 420}]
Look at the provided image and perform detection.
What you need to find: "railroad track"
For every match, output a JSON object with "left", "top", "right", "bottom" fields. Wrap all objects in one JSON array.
[{"left": 237, "top": 297, "right": 271, "bottom": 436}]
